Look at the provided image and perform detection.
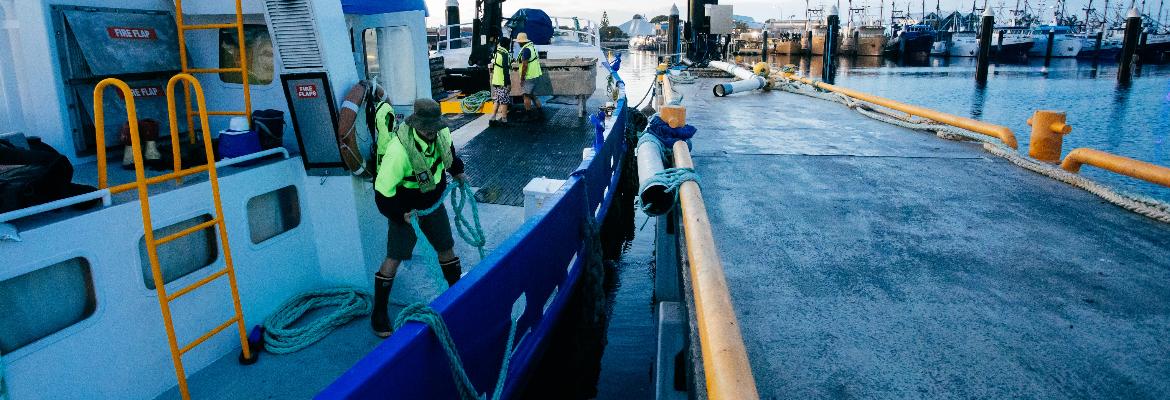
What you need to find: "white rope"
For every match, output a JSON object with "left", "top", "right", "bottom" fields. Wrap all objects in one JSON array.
[{"left": 777, "top": 78, "right": 1170, "bottom": 223}]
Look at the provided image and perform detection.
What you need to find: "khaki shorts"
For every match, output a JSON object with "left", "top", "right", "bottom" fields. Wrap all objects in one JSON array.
[{"left": 386, "top": 204, "right": 455, "bottom": 260}]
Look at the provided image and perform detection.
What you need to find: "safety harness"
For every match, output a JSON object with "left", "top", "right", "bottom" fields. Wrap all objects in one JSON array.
[{"left": 396, "top": 126, "right": 453, "bottom": 193}]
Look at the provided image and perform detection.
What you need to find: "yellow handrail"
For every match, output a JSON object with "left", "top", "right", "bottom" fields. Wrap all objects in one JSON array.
[
  {"left": 672, "top": 143, "right": 760, "bottom": 399},
  {"left": 785, "top": 73, "right": 1019, "bottom": 149},
  {"left": 1061, "top": 148, "right": 1170, "bottom": 188},
  {"left": 94, "top": 75, "right": 252, "bottom": 400}
]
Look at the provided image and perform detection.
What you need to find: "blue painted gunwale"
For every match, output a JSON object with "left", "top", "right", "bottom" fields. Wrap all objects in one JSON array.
[{"left": 319, "top": 61, "right": 630, "bottom": 399}]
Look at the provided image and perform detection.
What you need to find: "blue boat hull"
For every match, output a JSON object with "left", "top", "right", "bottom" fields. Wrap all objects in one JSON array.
[{"left": 318, "top": 62, "right": 633, "bottom": 400}]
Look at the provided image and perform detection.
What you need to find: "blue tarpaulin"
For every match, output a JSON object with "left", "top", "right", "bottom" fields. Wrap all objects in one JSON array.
[
  {"left": 341, "top": 0, "right": 428, "bottom": 16},
  {"left": 507, "top": 9, "right": 553, "bottom": 45}
]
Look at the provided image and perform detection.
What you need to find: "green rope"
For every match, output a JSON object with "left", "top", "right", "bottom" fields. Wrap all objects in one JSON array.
[
  {"left": 637, "top": 167, "right": 699, "bottom": 216},
  {"left": 408, "top": 180, "right": 487, "bottom": 289},
  {"left": 411, "top": 180, "right": 487, "bottom": 259},
  {"left": 460, "top": 91, "right": 492, "bottom": 114},
  {"left": 393, "top": 302, "right": 522, "bottom": 400},
  {"left": 262, "top": 288, "right": 373, "bottom": 354}
]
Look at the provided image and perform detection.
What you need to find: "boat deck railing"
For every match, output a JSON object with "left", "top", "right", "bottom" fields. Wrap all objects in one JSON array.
[{"left": 431, "top": 18, "right": 599, "bottom": 53}]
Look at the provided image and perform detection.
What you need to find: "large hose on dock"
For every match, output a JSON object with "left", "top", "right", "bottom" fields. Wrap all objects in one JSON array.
[
  {"left": 777, "top": 77, "right": 1170, "bottom": 223},
  {"left": 709, "top": 61, "right": 768, "bottom": 97}
]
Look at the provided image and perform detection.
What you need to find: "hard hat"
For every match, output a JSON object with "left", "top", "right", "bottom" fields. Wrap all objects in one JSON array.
[{"left": 516, "top": 32, "right": 530, "bottom": 43}]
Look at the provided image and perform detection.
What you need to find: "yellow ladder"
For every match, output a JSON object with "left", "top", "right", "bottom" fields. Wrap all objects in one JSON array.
[
  {"left": 174, "top": 0, "right": 252, "bottom": 141},
  {"left": 93, "top": 75, "right": 252, "bottom": 400}
]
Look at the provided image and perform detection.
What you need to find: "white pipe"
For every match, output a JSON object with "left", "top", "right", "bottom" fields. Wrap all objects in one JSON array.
[
  {"left": 708, "top": 61, "right": 767, "bottom": 97},
  {"left": 0, "top": 147, "right": 290, "bottom": 224}
]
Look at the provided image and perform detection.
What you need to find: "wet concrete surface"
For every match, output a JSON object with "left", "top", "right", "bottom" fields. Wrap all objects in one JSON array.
[{"left": 673, "top": 79, "right": 1170, "bottom": 398}]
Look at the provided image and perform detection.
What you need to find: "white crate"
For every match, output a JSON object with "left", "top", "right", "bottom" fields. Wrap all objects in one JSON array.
[{"left": 523, "top": 177, "right": 567, "bottom": 218}]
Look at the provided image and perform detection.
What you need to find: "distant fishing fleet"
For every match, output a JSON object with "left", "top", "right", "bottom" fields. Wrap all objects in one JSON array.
[{"left": 728, "top": 0, "right": 1170, "bottom": 62}]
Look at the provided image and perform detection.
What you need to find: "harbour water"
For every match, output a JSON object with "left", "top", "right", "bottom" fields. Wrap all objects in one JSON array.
[{"left": 779, "top": 54, "right": 1170, "bottom": 200}]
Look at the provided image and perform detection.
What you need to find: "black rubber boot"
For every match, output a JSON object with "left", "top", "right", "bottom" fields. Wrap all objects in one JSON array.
[
  {"left": 440, "top": 257, "right": 462, "bottom": 287},
  {"left": 371, "top": 273, "right": 394, "bottom": 338}
]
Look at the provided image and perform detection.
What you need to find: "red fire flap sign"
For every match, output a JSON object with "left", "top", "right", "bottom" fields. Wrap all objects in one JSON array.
[
  {"left": 296, "top": 84, "right": 319, "bottom": 99},
  {"left": 115, "top": 85, "right": 164, "bottom": 100},
  {"left": 107, "top": 27, "right": 158, "bottom": 40}
]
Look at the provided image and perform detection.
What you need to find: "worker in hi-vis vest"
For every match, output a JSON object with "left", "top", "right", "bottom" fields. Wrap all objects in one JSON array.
[
  {"left": 515, "top": 32, "right": 544, "bottom": 121},
  {"left": 488, "top": 35, "right": 512, "bottom": 127},
  {"left": 370, "top": 98, "right": 468, "bottom": 338}
]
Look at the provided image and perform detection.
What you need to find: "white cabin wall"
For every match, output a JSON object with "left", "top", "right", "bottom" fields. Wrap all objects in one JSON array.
[
  {"left": 0, "top": 0, "right": 27, "bottom": 132},
  {"left": 0, "top": 159, "right": 325, "bottom": 400},
  {"left": 290, "top": 0, "right": 385, "bottom": 288}
]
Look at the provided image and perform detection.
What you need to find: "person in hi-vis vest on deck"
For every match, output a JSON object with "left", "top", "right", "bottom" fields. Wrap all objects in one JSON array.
[
  {"left": 489, "top": 35, "right": 512, "bottom": 127},
  {"left": 516, "top": 32, "right": 544, "bottom": 121},
  {"left": 370, "top": 98, "right": 468, "bottom": 338}
]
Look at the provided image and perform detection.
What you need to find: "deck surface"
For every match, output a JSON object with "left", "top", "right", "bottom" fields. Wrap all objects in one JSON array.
[{"left": 673, "top": 79, "right": 1170, "bottom": 399}]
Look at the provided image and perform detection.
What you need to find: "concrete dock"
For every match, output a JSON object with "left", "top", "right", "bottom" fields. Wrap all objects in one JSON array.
[{"left": 671, "top": 79, "right": 1170, "bottom": 398}]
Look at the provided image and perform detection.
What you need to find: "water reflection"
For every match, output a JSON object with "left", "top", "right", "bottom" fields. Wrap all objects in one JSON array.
[{"left": 970, "top": 85, "right": 987, "bottom": 119}]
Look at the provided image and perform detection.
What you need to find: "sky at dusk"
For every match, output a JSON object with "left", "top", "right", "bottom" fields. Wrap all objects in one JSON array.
[{"left": 423, "top": 0, "right": 1157, "bottom": 27}]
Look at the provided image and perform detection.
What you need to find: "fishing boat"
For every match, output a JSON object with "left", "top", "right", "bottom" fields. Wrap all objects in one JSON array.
[
  {"left": 884, "top": 23, "right": 937, "bottom": 57},
  {"left": 0, "top": 0, "right": 636, "bottom": 399},
  {"left": 854, "top": 25, "right": 888, "bottom": 56},
  {"left": 769, "top": 32, "right": 806, "bottom": 54},
  {"left": 1076, "top": 32, "right": 1123, "bottom": 60},
  {"left": 1139, "top": 31, "right": 1170, "bottom": 63},
  {"left": 1029, "top": 25, "right": 1083, "bottom": 57},
  {"left": 990, "top": 26, "right": 1034, "bottom": 60},
  {"left": 948, "top": 30, "right": 981, "bottom": 56}
]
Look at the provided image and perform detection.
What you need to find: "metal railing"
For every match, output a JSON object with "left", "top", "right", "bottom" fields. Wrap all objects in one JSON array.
[
  {"left": 1061, "top": 148, "right": 1170, "bottom": 188},
  {"left": 431, "top": 18, "right": 600, "bottom": 52},
  {"left": 786, "top": 74, "right": 1019, "bottom": 149}
]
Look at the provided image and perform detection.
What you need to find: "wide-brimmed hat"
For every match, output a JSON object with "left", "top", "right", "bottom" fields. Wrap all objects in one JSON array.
[
  {"left": 515, "top": 32, "right": 530, "bottom": 43},
  {"left": 405, "top": 98, "right": 447, "bottom": 136}
]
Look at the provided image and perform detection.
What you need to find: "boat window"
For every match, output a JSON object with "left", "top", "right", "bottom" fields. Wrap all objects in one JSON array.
[
  {"left": 219, "top": 25, "right": 275, "bottom": 85},
  {"left": 362, "top": 26, "right": 417, "bottom": 106},
  {"left": 0, "top": 257, "right": 97, "bottom": 353},
  {"left": 247, "top": 185, "right": 301, "bottom": 244},
  {"left": 138, "top": 214, "right": 219, "bottom": 290}
]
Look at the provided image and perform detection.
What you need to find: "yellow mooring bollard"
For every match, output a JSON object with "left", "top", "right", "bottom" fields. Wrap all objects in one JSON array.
[
  {"left": 1026, "top": 110, "right": 1072, "bottom": 163},
  {"left": 661, "top": 105, "right": 687, "bottom": 128}
]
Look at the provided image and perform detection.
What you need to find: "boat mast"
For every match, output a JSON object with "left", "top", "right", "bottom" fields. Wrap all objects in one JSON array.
[
  {"left": 1102, "top": 0, "right": 1110, "bottom": 32},
  {"left": 1084, "top": 0, "right": 1094, "bottom": 31}
]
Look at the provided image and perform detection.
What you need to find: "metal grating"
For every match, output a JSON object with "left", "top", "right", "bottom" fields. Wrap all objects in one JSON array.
[{"left": 263, "top": 0, "right": 323, "bottom": 70}]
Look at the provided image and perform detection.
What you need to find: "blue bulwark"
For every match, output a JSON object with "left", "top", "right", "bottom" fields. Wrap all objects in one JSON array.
[
  {"left": 319, "top": 62, "right": 630, "bottom": 399},
  {"left": 341, "top": 0, "right": 428, "bottom": 16}
]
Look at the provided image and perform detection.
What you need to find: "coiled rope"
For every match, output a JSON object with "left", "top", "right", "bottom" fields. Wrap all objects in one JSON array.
[
  {"left": 777, "top": 77, "right": 1170, "bottom": 223},
  {"left": 460, "top": 91, "right": 492, "bottom": 114},
  {"left": 262, "top": 288, "right": 373, "bottom": 354}
]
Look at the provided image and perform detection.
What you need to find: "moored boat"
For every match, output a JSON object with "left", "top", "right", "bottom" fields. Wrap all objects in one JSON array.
[{"left": 1029, "top": 25, "right": 1083, "bottom": 57}]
